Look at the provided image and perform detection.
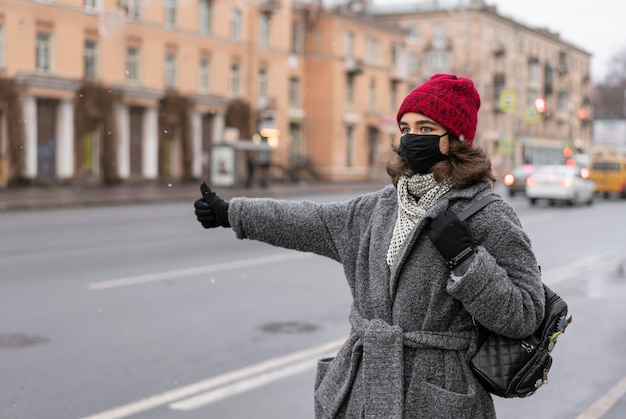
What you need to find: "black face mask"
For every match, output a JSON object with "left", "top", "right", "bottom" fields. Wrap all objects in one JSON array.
[{"left": 398, "top": 133, "right": 449, "bottom": 174}]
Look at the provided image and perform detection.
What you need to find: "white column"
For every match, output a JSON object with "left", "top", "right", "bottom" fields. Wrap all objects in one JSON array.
[
  {"left": 56, "top": 99, "right": 74, "bottom": 180},
  {"left": 20, "top": 96, "right": 37, "bottom": 179},
  {"left": 115, "top": 103, "right": 130, "bottom": 179},
  {"left": 212, "top": 112, "right": 225, "bottom": 142},
  {"left": 191, "top": 111, "right": 202, "bottom": 178},
  {"left": 142, "top": 106, "right": 158, "bottom": 179}
]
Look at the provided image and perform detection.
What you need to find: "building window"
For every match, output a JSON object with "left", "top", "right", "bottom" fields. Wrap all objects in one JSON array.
[
  {"left": 527, "top": 88, "right": 539, "bottom": 108},
  {"left": 367, "top": 38, "right": 380, "bottom": 66},
  {"left": 120, "top": 0, "right": 141, "bottom": 21},
  {"left": 346, "top": 76, "right": 354, "bottom": 106},
  {"left": 528, "top": 59, "right": 540, "bottom": 84},
  {"left": 289, "top": 77, "right": 300, "bottom": 108},
  {"left": 407, "top": 23, "right": 419, "bottom": 43},
  {"left": 164, "top": 0, "right": 177, "bottom": 28},
  {"left": 199, "top": 0, "right": 212, "bottom": 35},
  {"left": 433, "top": 23, "right": 447, "bottom": 50},
  {"left": 290, "top": 21, "right": 305, "bottom": 55},
  {"left": 199, "top": 57, "right": 210, "bottom": 91},
  {"left": 544, "top": 63, "right": 554, "bottom": 96},
  {"left": 426, "top": 51, "right": 449, "bottom": 74},
  {"left": 259, "top": 13, "right": 270, "bottom": 48},
  {"left": 288, "top": 121, "right": 303, "bottom": 164},
  {"left": 558, "top": 51, "right": 568, "bottom": 74},
  {"left": 346, "top": 126, "right": 354, "bottom": 167},
  {"left": 36, "top": 32, "right": 51, "bottom": 73},
  {"left": 230, "top": 9, "right": 241, "bottom": 41},
  {"left": 493, "top": 73, "right": 505, "bottom": 113},
  {"left": 164, "top": 52, "right": 176, "bottom": 87},
  {"left": 390, "top": 82, "right": 397, "bottom": 113},
  {"left": 126, "top": 47, "right": 139, "bottom": 81},
  {"left": 230, "top": 63, "right": 241, "bottom": 96},
  {"left": 391, "top": 42, "right": 400, "bottom": 67},
  {"left": 0, "top": 25, "right": 5, "bottom": 68},
  {"left": 84, "top": 0, "right": 99, "bottom": 11},
  {"left": 368, "top": 79, "right": 376, "bottom": 112},
  {"left": 408, "top": 52, "right": 419, "bottom": 75},
  {"left": 258, "top": 68, "right": 268, "bottom": 107},
  {"left": 558, "top": 91, "right": 569, "bottom": 113},
  {"left": 345, "top": 32, "right": 354, "bottom": 61},
  {"left": 84, "top": 40, "right": 98, "bottom": 79}
]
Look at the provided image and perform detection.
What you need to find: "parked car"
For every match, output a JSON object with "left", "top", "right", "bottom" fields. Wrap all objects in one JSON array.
[
  {"left": 525, "top": 164, "right": 595, "bottom": 206},
  {"left": 503, "top": 164, "right": 535, "bottom": 196},
  {"left": 588, "top": 156, "right": 626, "bottom": 199}
]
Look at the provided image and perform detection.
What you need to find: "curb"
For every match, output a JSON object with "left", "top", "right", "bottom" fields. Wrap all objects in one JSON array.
[{"left": 0, "top": 181, "right": 388, "bottom": 212}]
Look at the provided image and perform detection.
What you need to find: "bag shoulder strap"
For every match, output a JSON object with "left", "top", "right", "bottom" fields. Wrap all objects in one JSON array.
[{"left": 457, "top": 194, "right": 500, "bottom": 222}]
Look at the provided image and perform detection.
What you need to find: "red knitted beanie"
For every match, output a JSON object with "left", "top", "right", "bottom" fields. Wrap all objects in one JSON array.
[{"left": 396, "top": 73, "right": 481, "bottom": 145}]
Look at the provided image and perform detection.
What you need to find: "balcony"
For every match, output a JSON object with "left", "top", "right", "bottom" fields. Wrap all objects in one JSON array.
[
  {"left": 390, "top": 52, "right": 408, "bottom": 81},
  {"left": 288, "top": 107, "right": 305, "bottom": 122},
  {"left": 345, "top": 57, "right": 364, "bottom": 76},
  {"left": 493, "top": 43, "right": 505, "bottom": 58},
  {"left": 258, "top": 97, "right": 277, "bottom": 121},
  {"left": 391, "top": 64, "right": 408, "bottom": 81}
]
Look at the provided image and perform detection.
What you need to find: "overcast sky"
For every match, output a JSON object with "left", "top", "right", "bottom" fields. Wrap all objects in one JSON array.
[
  {"left": 487, "top": 0, "right": 621, "bottom": 83},
  {"left": 360, "top": 0, "right": 623, "bottom": 83}
]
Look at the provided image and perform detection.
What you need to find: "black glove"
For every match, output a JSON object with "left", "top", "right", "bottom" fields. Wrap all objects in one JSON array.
[
  {"left": 429, "top": 209, "right": 474, "bottom": 269},
  {"left": 194, "top": 182, "right": 230, "bottom": 228}
]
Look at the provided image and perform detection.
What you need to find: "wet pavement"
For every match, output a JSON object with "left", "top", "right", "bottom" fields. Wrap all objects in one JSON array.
[{"left": 3, "top": 179, "right": 626, "bottom": 418}]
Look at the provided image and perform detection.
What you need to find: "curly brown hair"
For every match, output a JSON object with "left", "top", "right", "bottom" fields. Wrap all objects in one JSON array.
[{"left": 386, "top": 135, "right": 496, "bottom": 188}]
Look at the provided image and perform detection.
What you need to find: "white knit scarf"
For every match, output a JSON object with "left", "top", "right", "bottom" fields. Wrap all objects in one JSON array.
[{"left": 386, "top": 174, "right": 452, "bottom": 267}]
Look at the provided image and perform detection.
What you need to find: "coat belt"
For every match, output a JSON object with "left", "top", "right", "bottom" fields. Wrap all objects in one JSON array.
[{"left": 348, "top": 306, "right": 472, "bottom": 419}]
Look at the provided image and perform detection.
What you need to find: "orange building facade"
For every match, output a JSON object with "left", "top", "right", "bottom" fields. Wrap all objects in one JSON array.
[
  {"left": 0, "top": 0, "right": 407, "bottom": 187},
  {"left": 0, "top": 0, "right": 592, "bottom": 188}
]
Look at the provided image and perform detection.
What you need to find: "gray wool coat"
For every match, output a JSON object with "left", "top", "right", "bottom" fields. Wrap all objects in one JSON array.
[{"left": 228, "top": 181, "right": 545, "bottom": 419}]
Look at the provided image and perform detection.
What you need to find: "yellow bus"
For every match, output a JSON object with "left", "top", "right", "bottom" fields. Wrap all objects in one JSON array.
[{"left": 589, "top": 155, "right": 626, "bottom": 199}]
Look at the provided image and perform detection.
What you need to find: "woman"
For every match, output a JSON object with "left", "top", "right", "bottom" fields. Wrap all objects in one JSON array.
[{"left": 194, "top": 74, "right": 545, "bottom": 418}]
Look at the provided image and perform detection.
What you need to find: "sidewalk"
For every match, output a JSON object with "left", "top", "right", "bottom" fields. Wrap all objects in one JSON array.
[{"left": 0, "top": 180, "right": 388, "bottom": 211}]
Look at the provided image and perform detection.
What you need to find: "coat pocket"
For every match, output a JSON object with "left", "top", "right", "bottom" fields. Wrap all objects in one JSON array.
[
  {"left": 314, "top": 356, "right": 334, "bottom": 391},
  {"left": 405, "top": 381, "right": 477, "bottom": 419},
  {"left": 314, "top": 339, "right": 364, "bottom": 418},
  {"left": 314, "top": 357, "right": 336, "bottom": 418}
]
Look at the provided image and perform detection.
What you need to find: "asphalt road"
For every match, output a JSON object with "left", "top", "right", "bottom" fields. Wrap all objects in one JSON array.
[{"left": 1, "top": 186, "right": 626, "bottom": 419}]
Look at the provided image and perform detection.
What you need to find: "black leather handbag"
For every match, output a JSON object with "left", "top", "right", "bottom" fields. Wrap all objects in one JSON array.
[
  {"left": 457, "top": 195, "right": 573, "bottom": 398},
  {"left": 469, "top": 284, "right": 571, "bottom": 398}
]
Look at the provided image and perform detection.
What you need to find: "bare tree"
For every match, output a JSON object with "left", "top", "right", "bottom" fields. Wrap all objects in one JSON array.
[{"left": 593, "top": 45, "right": 626, "bottom": 119}]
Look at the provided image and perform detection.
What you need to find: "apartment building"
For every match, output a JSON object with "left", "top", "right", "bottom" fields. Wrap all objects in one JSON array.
[
  {"left": 0, "top": 0, "right": 292, "bottom": 186},
  {"left": 372, "top": 1, "right": 593, "bottom": 174},
  {"left": 0, "top": 0, "right": 592, "bottom": 187},
  {"left": 0, "top": 0, "right": 402, "bottom": 187},
  {"left": 296, "top": 2, "right": 407, "bottom": 181}
]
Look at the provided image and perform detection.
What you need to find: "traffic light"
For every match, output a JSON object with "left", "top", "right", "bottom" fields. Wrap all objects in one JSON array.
[
  {"left": 563, "top": 147, "right": 572, "bottom": 158},
  {"left": 534, "top": 97, "right": 547, "bottom": 114},
  {"left": 577, "top": 108, "right": 588, "bottom": 121}
]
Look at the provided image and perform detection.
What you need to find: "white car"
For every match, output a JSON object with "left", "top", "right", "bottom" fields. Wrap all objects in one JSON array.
[{"left": 525, "top": 164, "right": 595, "bottom": 206}]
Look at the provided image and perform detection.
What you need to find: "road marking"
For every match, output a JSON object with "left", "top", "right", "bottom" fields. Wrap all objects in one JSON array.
[
  {"left": 169, "top": 358, "right": 317, "bottom": 411},
  {"left": 79, "top": 338, "right": 344, "bottom": 419},
  {"left": 84, "top": 247, "right": 624, "bottom": 416},
  {"left": 576, "top": 375, "right": 626, "bottom": 419},
  {"left": 88, "top": 252, "right": 312, "bottom": 290},
  {"left": 541, "top": 251, "right": 619, "bottom": 287}
]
